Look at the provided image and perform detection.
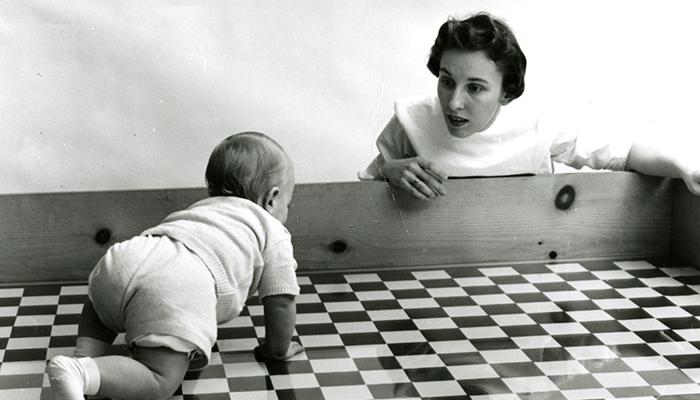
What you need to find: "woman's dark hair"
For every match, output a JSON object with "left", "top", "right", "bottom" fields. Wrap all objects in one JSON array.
[
  {"left": 427, "top": 12, "right": 527, "bottom": 100},
  {"left": 205, "top": 132, "right": 288, "bottom": 201}
]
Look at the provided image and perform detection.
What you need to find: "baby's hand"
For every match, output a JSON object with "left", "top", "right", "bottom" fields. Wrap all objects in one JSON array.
[
  {"left": 285, "top": 341, "right": 304, "bottom": 358},
  {"left": 254, "top": 340, "right": 305, "bottom": 361}
]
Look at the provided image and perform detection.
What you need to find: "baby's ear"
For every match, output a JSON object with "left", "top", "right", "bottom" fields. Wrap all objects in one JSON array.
[{"left": 262, "top": 186, "right": 280, "bottom": 212}]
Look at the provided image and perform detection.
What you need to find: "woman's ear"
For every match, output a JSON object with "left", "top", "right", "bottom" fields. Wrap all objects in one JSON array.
[
  {"left": 262, "top": 186, "right": 280, "bottom": 212},
  {"left": 499, "top": 92, "right": 512, "bottom": 105}
]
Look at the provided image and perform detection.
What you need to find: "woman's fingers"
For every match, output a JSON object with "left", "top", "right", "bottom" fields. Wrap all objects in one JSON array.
[
  {"left": 402, "top": 176, "right": 434, "bottom": 200},
  {"left": 683, "top": 172, "right": 700, "bottom": 195},
  {"left": 403, "top": 173, "right": 446, "bottom": 199},
  {"left": 408, "top": 162, "right": 446, "bottom": 197},
  {"left": 381, "top": 157, "right": 447, "bottom": 199},
  {"left": 416, "top": 157, "right": 448, "bottom": 182}
]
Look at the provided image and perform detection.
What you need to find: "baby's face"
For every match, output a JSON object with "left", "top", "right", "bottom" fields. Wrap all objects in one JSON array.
[{"left": 436, "top": 49, "right": 509, "bottom": 138}]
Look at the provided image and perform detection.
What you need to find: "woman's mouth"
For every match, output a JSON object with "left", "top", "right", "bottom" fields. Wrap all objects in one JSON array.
[{"left": 446, "top": 115, "right": 469, "bottom": 127}]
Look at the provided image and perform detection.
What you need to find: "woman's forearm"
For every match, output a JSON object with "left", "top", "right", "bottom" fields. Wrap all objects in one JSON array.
[{"left": 625, "top": 141, "right": 682, "bottom": 178}]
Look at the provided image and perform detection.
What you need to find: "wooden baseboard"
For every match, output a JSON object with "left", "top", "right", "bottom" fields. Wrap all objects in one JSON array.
[
  {"left": 671, "top": 180, "right": 700, "bottom": 265},
  {"left": 0, "top": 172, "right": 674, "bottom": 284},
  {"left": 287, "top": 173, "right": 672, "bottom": 270}
]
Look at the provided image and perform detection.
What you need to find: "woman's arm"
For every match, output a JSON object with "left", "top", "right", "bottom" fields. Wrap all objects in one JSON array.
[
  {"left": 550, "top": 128, "right": 700, "bottom": 195},
  {"left": 370, "top": 115, "right": 448, "bottom": 199},
  {"left": 626, "top": 141, "right": 700, "bottom": 195}
]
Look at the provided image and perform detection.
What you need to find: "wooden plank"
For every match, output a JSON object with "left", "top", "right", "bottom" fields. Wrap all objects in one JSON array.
[
  {"left": 287, "top": 173, "right": 673, "bottom": 270},
  {"left": 0, "top": 172, "right": 673, "bottom": 284},
  {"left": 671, "top": 180, "right": 700, "bottom": 265},
  {"left": 0, "top": 188, "right": 206, "bottom": 284}
]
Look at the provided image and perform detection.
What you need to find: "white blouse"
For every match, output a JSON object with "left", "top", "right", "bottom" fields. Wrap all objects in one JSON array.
[{"left": 360, "top": 95, "right": 631, "bottom": 179}]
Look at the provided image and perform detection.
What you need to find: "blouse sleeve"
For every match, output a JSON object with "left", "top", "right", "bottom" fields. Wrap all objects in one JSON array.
[
  {"left": 358, "top": 115, "right": 417, "bottom": 180},
  {"left": 549, "top": 129, "right": 633, "bottom": 171}
]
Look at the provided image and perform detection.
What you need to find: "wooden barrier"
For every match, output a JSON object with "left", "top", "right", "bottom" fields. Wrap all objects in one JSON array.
[
  {"left": 0, "top": 188, "right": 205, "bottom": 284},
  {"left": 287, "top": 173, "right": 673, "bottom": 270},
  {"left": 672, "top": 179, "right": 700, "bottom": 266},
  {"left": 0, "top": 172, "right": 678, "bottom": 285}
]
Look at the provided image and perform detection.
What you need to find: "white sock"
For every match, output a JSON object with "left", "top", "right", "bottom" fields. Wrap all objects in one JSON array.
[
  {"left": 77, "top": 357, "right": 101, "bottom": 395},
  {"left": 47, "top": 355, "right": 101, "bottom": 398}
]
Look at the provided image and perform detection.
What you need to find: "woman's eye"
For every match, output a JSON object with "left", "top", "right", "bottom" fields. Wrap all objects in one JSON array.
[
  {"left": 439, "top": 77, "right": 454, "bottom": 87},
  {"left": 468, "top": 85, "right": 484, "bottom": 93}
]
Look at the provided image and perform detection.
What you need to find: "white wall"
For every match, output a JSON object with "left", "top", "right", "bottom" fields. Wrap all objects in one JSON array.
[{"left": 2, "top": 0, "right": 699, "bottom": 193}]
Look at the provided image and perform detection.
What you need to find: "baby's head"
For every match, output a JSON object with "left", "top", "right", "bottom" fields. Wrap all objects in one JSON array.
[
  {"left": 205, "top": 132, "right": 295, "bottom": 224},
  {"left": 427, "top": 12, "right": 527, "bottom": 102}
]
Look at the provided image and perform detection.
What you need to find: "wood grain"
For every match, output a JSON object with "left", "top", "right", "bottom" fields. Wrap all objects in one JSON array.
[
  {"left": 287, "top": 173, "right": 673, "bottom": 270},
  {"left": 0, "top": 172, "right": 674, "bottom": 284},
  {"left": 671, "top": 180, "right": 700, "bottom": 265},
  {"left": 0, "top": 188, "right": 206, "bottom": 283}
]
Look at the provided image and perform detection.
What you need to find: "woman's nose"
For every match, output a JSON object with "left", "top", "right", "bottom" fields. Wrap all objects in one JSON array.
[{"left": 449, "top": 89, "right": 467, "bottom": 111}]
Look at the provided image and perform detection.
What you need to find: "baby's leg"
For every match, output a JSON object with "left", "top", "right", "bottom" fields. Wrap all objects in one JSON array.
[
  {"left": 96, "top": 346, "right": 190, "bottom": 399},
  {"left": 74, "top": 300, "right": 117, "bottom": 357},
  {"left": 45, "top": 302, "right": 118, "bottom": 399},
  {"left": 47, "top": 346, "right": 189, "bottom": 400}
]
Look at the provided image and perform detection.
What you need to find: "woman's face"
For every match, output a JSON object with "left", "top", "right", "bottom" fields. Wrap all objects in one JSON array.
[{"left": 437, "top": 49, "right": 509, "bottom": 138}]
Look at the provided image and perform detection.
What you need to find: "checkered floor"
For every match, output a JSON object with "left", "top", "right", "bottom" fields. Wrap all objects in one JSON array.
[{"left": 2, "top": 259, "right": 700, "bottom": 400}]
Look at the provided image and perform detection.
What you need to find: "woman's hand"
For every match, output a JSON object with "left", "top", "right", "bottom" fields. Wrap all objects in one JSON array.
[
  {"left": 380, "top": 157, "right": 448, "bottom": 199},
  {"left": 679, "top": 165, "right": 700, "bottom": 195},
  {"left": 627, "top": 142, "right": 700, "bottom": 195}
]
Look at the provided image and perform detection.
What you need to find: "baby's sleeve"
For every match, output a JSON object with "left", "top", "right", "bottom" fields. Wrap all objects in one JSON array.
[
  {"left": 257, "top": 237, "right": 300, "bottom": 299},
  {"left": 549, "top": 128, "right": 633, "bottom": 171},
  {"left": 358, "top": 115, "right": 417, "bottom": 180}
]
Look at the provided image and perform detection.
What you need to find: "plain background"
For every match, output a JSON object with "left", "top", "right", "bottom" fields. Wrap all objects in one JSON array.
[{"left": 2, "top": 0, "right": 699, "bottom": 194}]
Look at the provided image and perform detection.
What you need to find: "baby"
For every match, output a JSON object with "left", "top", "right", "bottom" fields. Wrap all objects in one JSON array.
[
  {"left": 360, "top": 12, "right": 700, "bottom": 199},
  {"left": 47, "top": 132, "right": 304, "bottom": 400}
]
